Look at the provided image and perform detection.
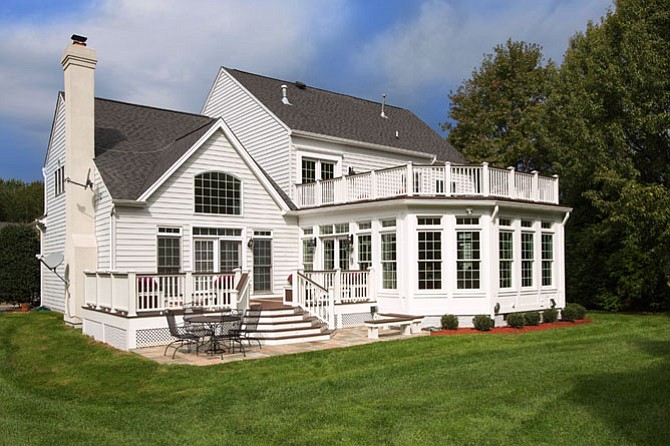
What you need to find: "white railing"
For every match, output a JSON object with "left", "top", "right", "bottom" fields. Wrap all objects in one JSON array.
[
  {"left": 84, "top": 269, "right": 247, "bottom": 316},
  {"left": 303, "top": 269, "right": 374, "bottom": 304},
  {"left": 294, "top": 162, "right": 560, "bottom": 207},
  {"left": 295, "top": 272, "right": 333, "bottom": 328}
]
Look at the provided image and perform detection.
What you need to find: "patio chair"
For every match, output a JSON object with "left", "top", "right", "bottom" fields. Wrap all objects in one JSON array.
[
  {"left": 163, "top": 310, "right": 204, "bottom": 359},
  {"left": 232, "top": 304, "right": 263, "bottom": 350},
  {"left": 210, "top": 315, "right": 245, "bottom": 357}
]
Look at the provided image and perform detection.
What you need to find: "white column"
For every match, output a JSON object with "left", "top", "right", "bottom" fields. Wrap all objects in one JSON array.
[
  {"left": 444, "top": 161, "right": 452, "bottom": 197},
  {"left": 507, "top": 166, "right": 516, "bottom": 200},
  {"left": 127, "top": 272, "right": 137, "bottom": 317},
  {"left": 482, "top": 162, "right": 490, "bottom": 197}
]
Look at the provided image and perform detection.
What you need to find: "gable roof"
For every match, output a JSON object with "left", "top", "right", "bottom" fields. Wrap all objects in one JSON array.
[
  {"left": 94, "top": 98, "right": 216, "bottom": 200},
  {"left": 224, "top": 68, "right": 466, "bottom": 163}
]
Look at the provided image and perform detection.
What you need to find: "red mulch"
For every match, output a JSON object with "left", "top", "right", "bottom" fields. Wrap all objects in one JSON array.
[{"left": 431, "top": 318, "right": 593, "bottom": 336}]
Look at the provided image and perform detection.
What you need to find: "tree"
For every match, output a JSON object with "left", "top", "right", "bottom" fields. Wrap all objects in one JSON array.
[
  {"left": 0, "top": 178, "right": 44, "bottom": 223},
  {"left": 0, "top": 224, "right": 40, "bottom": 304},
  {"left": 444, "top": 39, "right": 558, "bottom": 171},
  {"left": 546, "top": 0, "right": 670, "bottom": 311}
]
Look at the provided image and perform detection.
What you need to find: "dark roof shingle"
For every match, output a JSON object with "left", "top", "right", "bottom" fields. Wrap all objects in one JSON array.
[{"left": 225, "top": 68, "right": 465, "bottom": 163}]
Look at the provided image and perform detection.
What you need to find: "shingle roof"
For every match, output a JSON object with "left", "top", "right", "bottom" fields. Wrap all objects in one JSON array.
[
  {"left": 225, "top": 68, "right": 466, "bottom": 163},
  {"left": 94, "top": 98, "right": 216, "bottom": 200}
]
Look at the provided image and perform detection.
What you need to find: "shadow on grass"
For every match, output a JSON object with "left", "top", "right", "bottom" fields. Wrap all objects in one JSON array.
[{"left": 567, "top": 340, "right": 670, "bottom": 445}]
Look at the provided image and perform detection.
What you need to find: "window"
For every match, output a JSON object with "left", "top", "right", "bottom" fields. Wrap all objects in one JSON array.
[
  {"left": 220, "top": 240, "right": 241, "bottom": 273},
  {"left": 381, "top": 219, "right": 396, "bottom": 228},
  {"left": 381, "top": 233, "right": 397, "bottom": 289},
  {"left": 418, "top": 231, "right": 442, "bottom": 289},
  {"left": 253, "top": 232, "right": 272, "bottom": 293},
  {"left": 338, "top": 239, "right": 350, "bottom": 270},
  {"left": 54, "top": 165, "right": 65, "bottom": 197},
  {"left": 541, "top": 221, "right": 552, "bottom": 229},
  {"left": 323, "top": 239, "right": 335, "bottom": 270},
  {"left": 194, "top": 240, "right": 214, "bottom": 272},
  {"left": 194, "top": 172, "right": 241, "bottom": 215},
  {"left": 157, "top": 227, "right": 181, "bottom": 274},
  {"left": 319, "top": 225, "right": 334, "bottom": 235},
  {"left": 522, "top": 232, "right": 534, "bottom": 287},
  {"left": 542, "top": 233, "right": 553, "bottom": 286},
  {"left": 499, "top": 218, "right": 511, "bottom": 227},
  {"left": 193, "top": 227, "right": 242, "bottom": 237},
  {"left": 358, "top": 221, "right": 371, "bottom": 230},
  {"left": 457, "top": 232, "right": 480, "bottom": 289},
  {"left": 457, "top": 216, "right": 480, "bottom": 225},
  {"left": 358, "top": 234, "right": 371, "bottom": 270},
  {"left": 521, "top": 220, "right": 533, "bottom": 228},
  {"left": 499, "top": 232, "right": 513, "bottom": 288},
  {"left": 301, "top": 158, "right": 336, "bottom": 183},
  {"left": 417, "top": 217, "right": 442, "bottom": 290},
  {"left": 302, "top": 239, "right": 314, "bottom": 271}
]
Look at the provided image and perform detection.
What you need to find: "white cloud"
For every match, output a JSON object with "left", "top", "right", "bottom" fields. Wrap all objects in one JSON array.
[
  {"left": 0, "top": 0, "right": 347, "bottom": 161},
  {"left": 351, "top": 0, "right": 612, "bottom": 106}
]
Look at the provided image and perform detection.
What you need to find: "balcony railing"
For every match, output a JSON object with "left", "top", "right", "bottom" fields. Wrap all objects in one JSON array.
[
  {"left": 84, "top": 270, "right": 250, "bottom": 316},
  {"left": 294, "top": 162, "right": 559, "bottom": 208}
]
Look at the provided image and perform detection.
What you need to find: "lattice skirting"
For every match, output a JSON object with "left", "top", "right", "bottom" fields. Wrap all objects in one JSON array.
[
  {"left": 337, "top": 312, "right": 372, "bottom": 328},
  {"left": 136, "top": 328, "right": 174, "bottom": 348}
]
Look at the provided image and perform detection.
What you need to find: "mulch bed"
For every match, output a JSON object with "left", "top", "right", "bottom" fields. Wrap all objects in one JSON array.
[{"left": 431, "top": 318, "right": 592, "bottom": 336}]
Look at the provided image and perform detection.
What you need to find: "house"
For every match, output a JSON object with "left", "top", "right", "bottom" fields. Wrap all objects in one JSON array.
[{"left": 40, "top": 37, "right": 571, "bottom": 350}]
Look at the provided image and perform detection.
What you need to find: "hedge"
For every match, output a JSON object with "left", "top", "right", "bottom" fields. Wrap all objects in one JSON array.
[{"left": 0, "top": 224, "right": 40, "bottom": 304}]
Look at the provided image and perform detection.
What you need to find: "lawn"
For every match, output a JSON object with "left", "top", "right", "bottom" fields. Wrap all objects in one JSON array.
[{"left": 1, "top": 312, "right": 668, "bottom": 445}]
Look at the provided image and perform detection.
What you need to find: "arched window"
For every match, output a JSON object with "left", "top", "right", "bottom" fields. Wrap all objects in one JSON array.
[{"left": 194, "top": 172, "right": 241, "bottom": 215}]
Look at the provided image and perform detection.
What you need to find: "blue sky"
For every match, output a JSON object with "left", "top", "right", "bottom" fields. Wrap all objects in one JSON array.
[{"left": 0, "top": 0, "right": 612, "bottom": 182}]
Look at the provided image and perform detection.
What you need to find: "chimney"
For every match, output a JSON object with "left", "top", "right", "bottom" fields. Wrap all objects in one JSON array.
[{"left": 61, "top": 35, "right": 98, "bottom": 325}]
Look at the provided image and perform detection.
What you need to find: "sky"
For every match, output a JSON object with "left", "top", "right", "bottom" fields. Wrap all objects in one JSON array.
[{"left": 0, "top": 0, "right": 612, "bottom": 182}]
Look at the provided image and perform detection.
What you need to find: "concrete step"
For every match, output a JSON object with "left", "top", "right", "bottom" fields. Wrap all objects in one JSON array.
[
  {"left": 256, "top": 318, "right": 318, "bottom": 331},
  {"left": 253, "top": 325, "right": 326, "bottom": 338}
]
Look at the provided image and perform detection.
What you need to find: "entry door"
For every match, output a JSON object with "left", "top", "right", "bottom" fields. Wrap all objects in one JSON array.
[
  {"left": 322, "top": 238, "right": 350, "bottom": 271},
  {"left": 253, "top": 238, "right": 272, "bottom": 293}
]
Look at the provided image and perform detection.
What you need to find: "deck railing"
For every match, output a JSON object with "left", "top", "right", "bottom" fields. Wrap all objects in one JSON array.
[
  {"left": 84, "top": 270, "right": 248, "bottom": 316},
  {"left": 294, "top": 162, "right": 559, "bottom": 208},
  {"left": 303, "top": 269, "right": 374, "bottom": 304}
]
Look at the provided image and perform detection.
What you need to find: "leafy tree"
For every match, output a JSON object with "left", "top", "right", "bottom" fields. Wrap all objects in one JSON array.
[
  {"left": 444, "top": 39, "right": 558, "bottom": 171},
  {"left": 0, "top": 178, "right": 44, "bottom": 223},
  {"left": 546, "top": 0, "right": 670, "bottom": 311},
  {"left": 0, "top": 224, "right": 40, "bottom": 304}
]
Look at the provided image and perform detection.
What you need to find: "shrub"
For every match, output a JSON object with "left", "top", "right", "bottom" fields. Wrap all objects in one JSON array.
[
  {"left": 561, "top": 305, "right": 579, "bottom": 322},
  {"left": 506, "top": 313, "right": 525, "bottom": 329},
  {"left": 523, "top": 311, "right": 541, "bottom": 326},
  {"left": 472, "top": 314, "right": 494, "bottom": 331},
  {"left": 542, "top": 308, "right": 558, "bottom": 323},
  {"left": 441, "top": 314, "right": 459, "bottom": 330},
  {"left": 0, "top": 224, "right": 40, "bottom": 304},
  {"left": 566, "top": 303, "right": 587, "bottom": 319}
]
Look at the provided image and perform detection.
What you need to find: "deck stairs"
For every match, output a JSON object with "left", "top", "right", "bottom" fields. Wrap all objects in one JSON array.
[{"left": 249, "top": 299, "right": 334, "bottom": 346}]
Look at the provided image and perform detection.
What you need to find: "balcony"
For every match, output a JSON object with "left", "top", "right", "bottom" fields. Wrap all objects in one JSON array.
[{"left": 294, "top": 162, "right": 559, "bottom": 208}]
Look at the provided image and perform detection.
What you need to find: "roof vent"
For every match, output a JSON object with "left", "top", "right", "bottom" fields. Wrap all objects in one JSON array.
[
  {"left": 395, "top": 130, "right": 399, "bottom": 139},
  {"left": 71, "top": 34, "right": 87, "bottom": 46},
  {"left": 281, "top": 84, "right": 291, "bottom": 105},
  {"left": 295, "top": 81, "right": 307, "bottom": 89},
  {"left": 380, "top": 94, "right": 388, "bottom": 119}
]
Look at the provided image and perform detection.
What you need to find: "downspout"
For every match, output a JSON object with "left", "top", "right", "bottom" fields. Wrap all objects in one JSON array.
[
  {"left": 110, "top": 205, "right": 116, "bottom": 270},
  {"left": 562, "top": 211, "right": 571, "bottom": 225},
  {"left": 491, "top": 204, "right": 499, "bottom": 221}
]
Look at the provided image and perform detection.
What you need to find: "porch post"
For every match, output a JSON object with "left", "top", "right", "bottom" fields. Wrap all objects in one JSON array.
[
  {"left": 507, "top": 166, "right": 516, "bottom": 200},
  {"left": 482, "top": 162, "right": 489, "bottom": 197},
  {"left": 367, "top": 267, "right": 376, "bottom": 302},
  {"left": 407, "top": 162, "right": 414, "bottom": 196},
  {"left": 184, "top": 271, "right": 193, "bottom": 307},
  {"left": 371, "top": 170, "right": 378, "bottom": 199},
  {"left": 531, "top": 170, "right": 539, "bottom": 202},
  {"left": 127, "top": 272, "right": 137, "bottom": 317},
  {"left": 444, "top": 161, "right": 452, "bottom": 197},
  {"left": 231, "top": 268, "right": 242, "bottom": 308},
  {"left": 552, "top": 174, "right": 559, "bottom": 204},
  {"left": 334, "top": 268, "right": 342, "bottom": 304},
  {"left": 315, "top": 180, "right": 322, "bottom": 206}
]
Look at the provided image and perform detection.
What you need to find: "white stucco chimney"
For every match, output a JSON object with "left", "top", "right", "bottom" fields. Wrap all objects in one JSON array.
[{"left": 61, "top": 35, "right": 98, "bottom": 325}]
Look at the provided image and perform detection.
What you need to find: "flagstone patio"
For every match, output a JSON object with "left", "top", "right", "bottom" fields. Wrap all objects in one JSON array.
[{"left": 134, "top": 326, "right": 429, "bottom": 366}]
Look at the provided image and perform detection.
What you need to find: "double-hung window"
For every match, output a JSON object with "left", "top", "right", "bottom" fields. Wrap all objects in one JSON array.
[
  {"left": 521, "top": 232, "right": 534, "bottom": 287},
  {"left": 456, "top": 216, "right": 480, "bottom": 289},
  {"left": 499, "top": 231, "right": 514, "bottom": 288},
  {"left": 380, "top": 219, "right": 397, "bottom": 289},
  {"left": 541, "top": 233, "right": 553, "bottom": 286},
  {"left": 301, "top": 159, "right": 336, "bottom": 183},
  {"left": 357, "top": 221, "right": 372, "bottom": 270},
  {"left": 417, "top": 217, "right": 442, "bottom": 290},
  {"left": 157, "top": 227, "right": 181, "bottom": 274}
]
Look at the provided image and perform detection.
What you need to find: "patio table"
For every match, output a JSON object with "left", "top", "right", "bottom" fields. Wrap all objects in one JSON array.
[{"left": 186, "top": 314, "right": 241, "bottom": 354}]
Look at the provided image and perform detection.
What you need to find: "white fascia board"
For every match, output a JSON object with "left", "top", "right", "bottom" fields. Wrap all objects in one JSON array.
[
  {"left": 202, "top": 67, "right": 291, "bottom": 134},
  {"left": 111, "top": 199, "right": 147, "bottom": 208},
  {"left": 137, "top": 119, "right": 291, "bottom": 212},
  {"left": 44, "top": 92, "right": 65, "bottom": 168},
  {"left": 295, "top": 198, "right": 571, "bottom": 217},
  {"left": 291, "top": 130, "right": 437, "bottom": 162}
]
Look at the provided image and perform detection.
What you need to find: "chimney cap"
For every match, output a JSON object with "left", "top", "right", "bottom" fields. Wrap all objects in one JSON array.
[{"left": 71, "top": 34, "right": 88, "bottom": 45}]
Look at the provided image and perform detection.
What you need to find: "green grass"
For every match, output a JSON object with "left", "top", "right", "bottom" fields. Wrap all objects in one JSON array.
[{"left": 1, "top": 312, "right": 669, "bottom": 445}]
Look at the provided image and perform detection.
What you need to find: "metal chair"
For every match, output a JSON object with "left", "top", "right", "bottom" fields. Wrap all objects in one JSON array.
[
  {"left": 163, "top": 310, "right": 203, "bottom": 359},
  {"left": 232, "top": 304, "right": 263, "bottom": 350},
  {"left": 183, "top": 305, "right": 214, "bottom": 338}
]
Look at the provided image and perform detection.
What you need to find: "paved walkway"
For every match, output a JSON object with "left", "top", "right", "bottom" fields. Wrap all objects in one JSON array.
[{"left": 134, "top": 326, "right": 429, "bottom": 366}]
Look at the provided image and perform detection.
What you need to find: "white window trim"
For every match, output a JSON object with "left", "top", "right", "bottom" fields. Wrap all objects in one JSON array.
[
  {"left": 296, "top": 150, "right": 343, "bottom": 183},
  {"left": 192, "top": 171, "right": 244, "bottom": 217}
]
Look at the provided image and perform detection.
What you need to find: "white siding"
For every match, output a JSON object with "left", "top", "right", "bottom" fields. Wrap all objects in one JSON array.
[
  {"left": 94, "top": 170, "right": 112, "bottom": 270},
  {"left": 113, "top": 130, "right": 298, "bottom": 296},
  {"left": 42, "top": 96, "right": 67, "bottom": 312},
  {"left": 202, "top": 69, "right": 292, "bottom": 192}
]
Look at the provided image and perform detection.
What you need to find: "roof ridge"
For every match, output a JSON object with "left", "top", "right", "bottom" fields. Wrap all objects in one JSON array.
[
  {"left": 224, "top": 67, "right": 410, "bottom": 112},
  {"left": 95, "top": 97, "right": 208, "bottom": 119}
]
